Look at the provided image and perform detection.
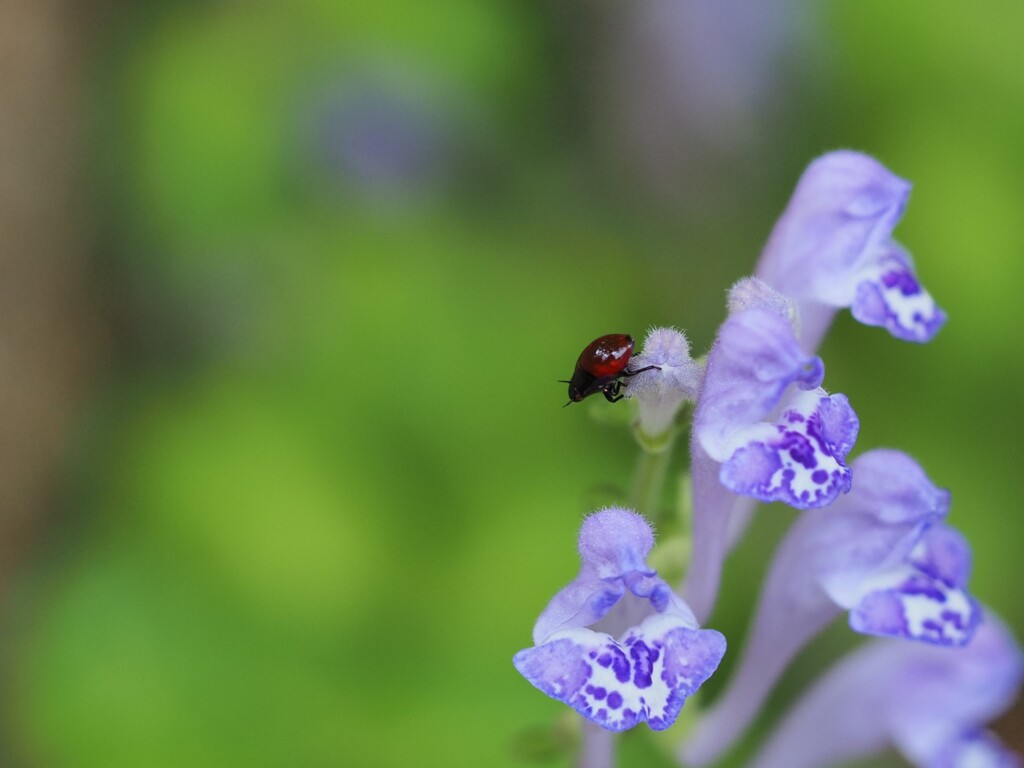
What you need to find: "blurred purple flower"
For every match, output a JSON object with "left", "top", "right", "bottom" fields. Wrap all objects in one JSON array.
[
  {"left": 684, "top": 449, "right": 981, "bottom": 765},
  {"left": 594, "top": 0, "right": 809, "bottom": 201},
  {"left": 513, "top": 508, "right": 725, "bottom": 732},
  {"left": 748, "top": 615, "right": 1023, "bottom": 768},
  {"left": 312, "top": 68, "right": 457, "bottom": 202}
]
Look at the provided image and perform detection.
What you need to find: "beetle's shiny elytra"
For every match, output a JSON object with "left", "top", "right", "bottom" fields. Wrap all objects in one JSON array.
[{"left": 561, "top": 333, "right": 660, "bottom": 405}]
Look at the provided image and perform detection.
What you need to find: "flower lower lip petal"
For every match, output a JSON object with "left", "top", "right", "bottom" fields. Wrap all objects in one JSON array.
[
  {"left": 850, "top": 566, "right": 980, "bottom": 646},
  {"left": 719, "top": 391, "right": 856, "bottom": 509},
  {"left": 514, "top": 615, "right": 726, "bottom": 732},
  {"left": 851, "top": 246, "right": 947, "bottom": 342}
]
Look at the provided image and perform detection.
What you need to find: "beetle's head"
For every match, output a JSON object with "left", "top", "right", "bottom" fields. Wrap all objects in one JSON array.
[{"left": 559, "top": 379, "right": 585, "bottom": 405}]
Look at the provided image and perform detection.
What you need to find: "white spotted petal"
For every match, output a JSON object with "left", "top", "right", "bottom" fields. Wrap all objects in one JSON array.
[
  {"left": 851, "top": 244, "right": 947, "bottom": 343},
  {"left": 514, "top": 614, "right": 725, "bottom": 732}
]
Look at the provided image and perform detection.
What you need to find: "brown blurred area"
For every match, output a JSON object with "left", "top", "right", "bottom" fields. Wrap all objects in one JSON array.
[{"left": 0, "top": 0, "right": 107, "bottom": 594}]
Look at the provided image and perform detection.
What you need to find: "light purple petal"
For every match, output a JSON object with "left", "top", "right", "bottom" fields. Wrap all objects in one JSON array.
[
  {"left": 683, "top": 489, "right": 857, "bottom": 765},
  {"left": 891, "top": 616, "right": 1024, "bottom": 765},
  {"left": 684, "top": 450, "right": 958, "bottom": 766},
  {"left": 851, "top": 245, "right": 947, "bottom": 342},
  {"left": 578, "top": 507, "right": 656, "bottom": 579},
  {"left": 850, "top": 525, "right": 980, "bottom": 646},
  {"left": 818, "top": 450, "right": 951, "bottom": 608},
  {"left": 912, "top": 523, "right": 972, "bottom": 588},
  {"left": 747, "top": 616, "right": 1024, "bottom": 768},
  {"left": 727, "top": 276, "right": 801, "bottom": 322},
  {"left": 682, "top": 444, "right": 747, "bottom": 625},
  {"left": 757, "top": 151, "right": 910, "bottom": 307},
  {"left": 514, "top": 614, "right": 726, "bottom": 732},
  {"left": 532, "top": 579, "right": 625, "bottom": 647},
  {"left": 695, "top": 307, "right": 824, "bottom": 462},
  {"left": 825, "top": 448, "right": 951, "bottom": 527},
  {"left": 532, "top": 508, "right": 658, "bottom": 644},
  {"left": 754, "top": 151, "right": 946, "bottom": 350}
]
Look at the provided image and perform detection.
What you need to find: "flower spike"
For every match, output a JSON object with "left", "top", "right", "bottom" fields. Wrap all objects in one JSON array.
[{"left": 513, "top": 508, "right": 725, "bottom": 732}]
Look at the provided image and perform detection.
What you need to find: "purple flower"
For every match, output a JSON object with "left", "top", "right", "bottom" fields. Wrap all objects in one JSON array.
[
  {"left": 747, "top": 614, "right": 1023, "bottom": 768},
  {"left": 685, "top": 280, "right": 859, "bottom": 621},
  {"left": 513, "top": 508, "right": 726, "bottom": 732},
  {"left": 684, "top": 450, "right": 981, "bottom": 765},
  {"left": 695, "top": 282, "right": 857, "bottom": 509},
  {"left": 625, "top": 327, "right": 703, "bottom": 439},
  {"left": 312, "top": 65, "right": 461, "bottom": 206},
  {"left": 755, "top": 150, "right": 945, "bottom": 351}
]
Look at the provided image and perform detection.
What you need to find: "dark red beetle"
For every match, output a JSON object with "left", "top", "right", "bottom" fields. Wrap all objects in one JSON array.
[{"left": 561, "top": 334, "right": 659, "bottom": 405}]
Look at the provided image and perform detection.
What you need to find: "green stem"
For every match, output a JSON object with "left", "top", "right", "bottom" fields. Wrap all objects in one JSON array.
[{"left": 628, "top": 434, "right": 674, "bottom": 523}]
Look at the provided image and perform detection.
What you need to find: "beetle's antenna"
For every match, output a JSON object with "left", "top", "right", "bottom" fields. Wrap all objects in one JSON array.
[
  {"left": 557, "top": 380, "right": 571, "bottom": 384},
  {"left": 563, "top": 400, "right": 573, "bottom": 408}
]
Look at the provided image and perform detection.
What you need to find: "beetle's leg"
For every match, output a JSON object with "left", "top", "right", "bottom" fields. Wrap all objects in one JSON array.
[
  {"left": 622, "top": 364, "right": 660, "bottom": 377},
  {"left": 603, "top": 381, "right": 623, "bottom": 403}
]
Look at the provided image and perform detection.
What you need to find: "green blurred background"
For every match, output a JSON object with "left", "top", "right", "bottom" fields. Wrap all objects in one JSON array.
[{"left": 1, "top": 1, "right": 1022, "bottom": 766}]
